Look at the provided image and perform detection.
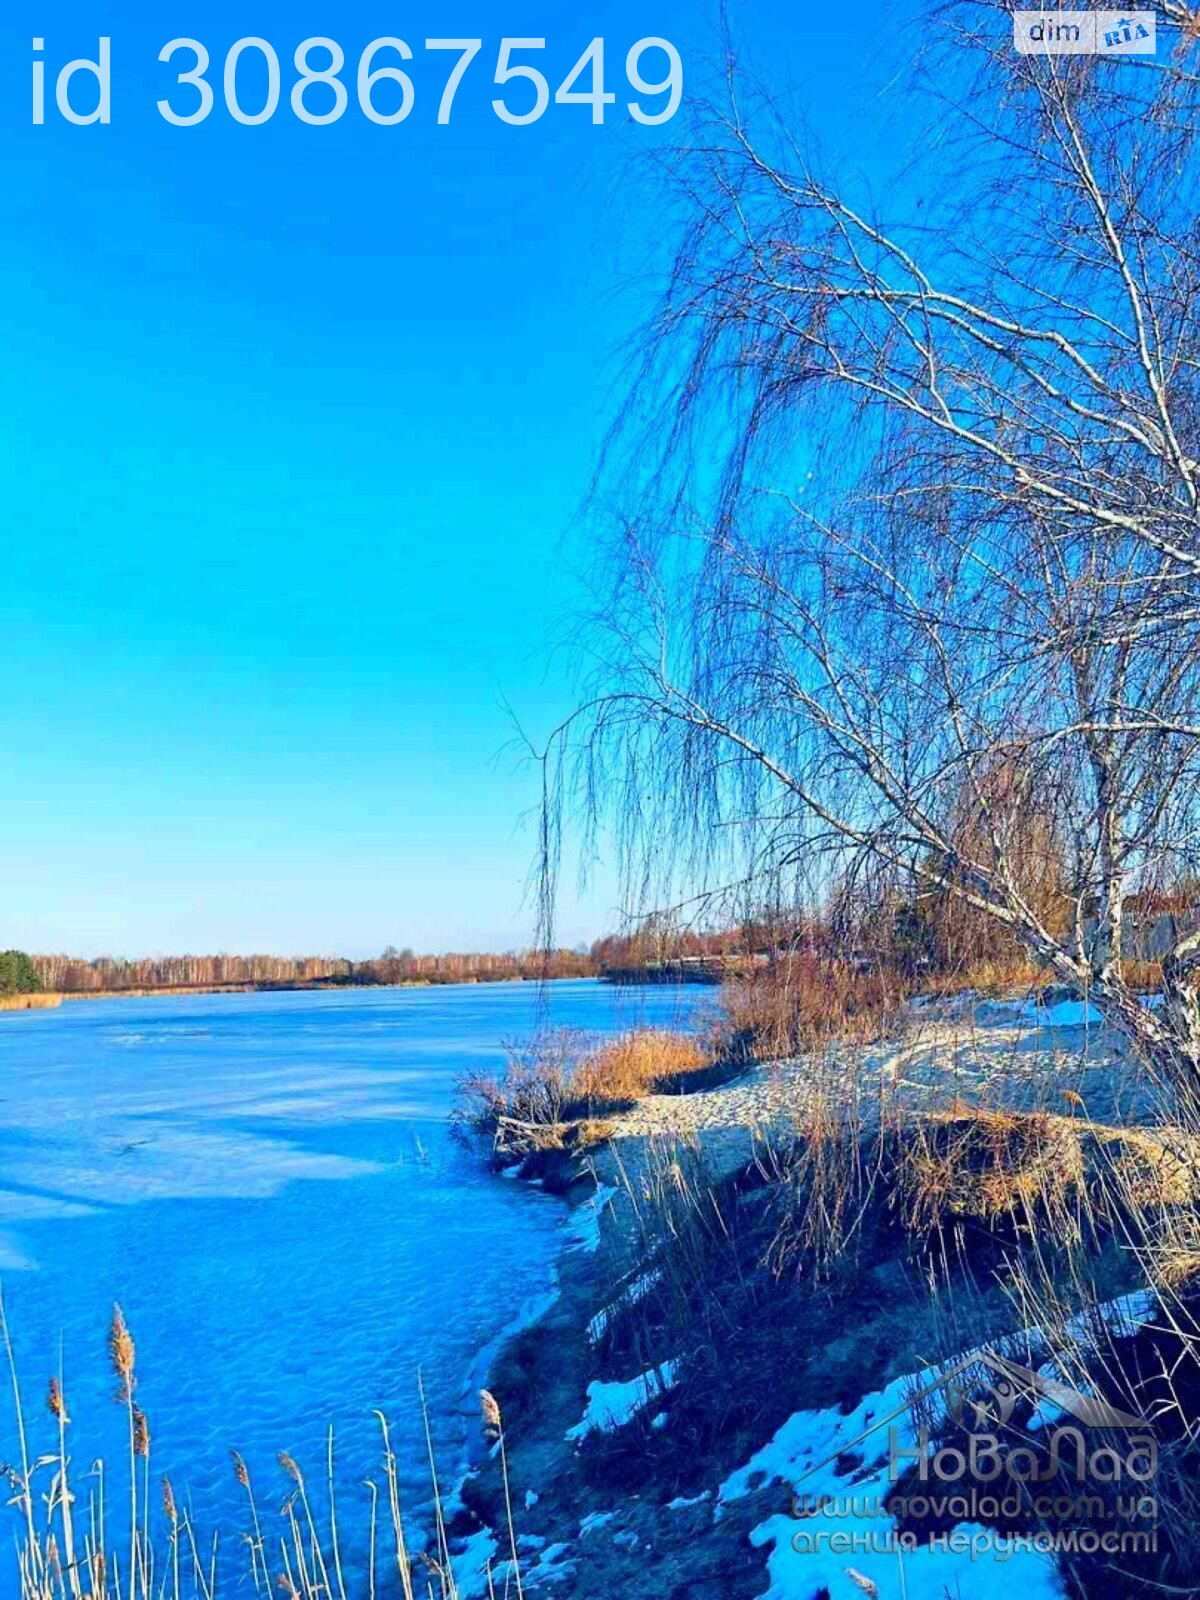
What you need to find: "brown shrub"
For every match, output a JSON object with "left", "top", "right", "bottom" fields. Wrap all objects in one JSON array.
[{"left": 716, "top": 954, "right": 899, "bottom": 1062}]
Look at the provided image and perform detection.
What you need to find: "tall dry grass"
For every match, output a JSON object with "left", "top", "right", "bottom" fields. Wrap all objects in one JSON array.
[
  {"left": 715, "top": 955, "right": 900, "bottom": 1063},
  {"left": 715, "top": 948, "right": 1166, "bottom": 1064},
  {"left": 909, "top": 953, "right": 1165, "bottom": 1001},
  {"left": 2, "top": 1301, "right": 527, "bottom": 1600},
  {"left": 571, "top": 1030, "right": 709, "bottom": 1103},
  {"left": 586, "top": 1043, "right": 1200, "bottom": 1527}
]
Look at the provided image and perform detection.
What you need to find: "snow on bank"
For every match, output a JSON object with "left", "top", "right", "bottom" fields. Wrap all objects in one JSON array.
[
  {"left": 717, "top": 1289, "right": 1157, "bottom": 1511},
  {"left": 451, "top": 1528, "right": 499, "bottom": 1597},
  {"left": 1025, "top": 997, "right": 1105, "bottom": 1028},
  {"left": 719, "top": 1372, "right": 919, "bottom": 1508},
  {"left": 1060, "top": 1286, "right": 1156, "bottom": 1345},
  {"left": 566, "top": 1361, "right": 680, "bottom": 1440},
  {"left": 720, "top": 1367, "right": 1064, "bottom": 1600},
  {"left": 710, "top": 1297, "right": 1182, "bottom": 1600},
  {"left": 992, "top": 991, "right": 1163, "bottom": 1030},
  {"left": 454, "top": 1531, "right": 575, "bottom": 1597},
  {"left": 748, "top": 1509, "right": 1062, "bottom": 1600}
]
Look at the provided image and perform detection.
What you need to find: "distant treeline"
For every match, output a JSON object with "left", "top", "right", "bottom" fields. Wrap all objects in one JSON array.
[
  {"left": 361, "top": 947, "right": 594, "bottom": 985},
  {"left": 30, "top": 946, "right": 596, "bottom": 994}
]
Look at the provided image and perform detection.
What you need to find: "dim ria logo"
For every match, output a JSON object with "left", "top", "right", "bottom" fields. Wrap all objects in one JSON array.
[{"left": 1013, "top": 11, "right": 1156, "bottom": 55}]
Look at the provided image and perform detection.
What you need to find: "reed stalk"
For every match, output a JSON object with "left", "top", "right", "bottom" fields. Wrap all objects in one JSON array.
[
  {"left": 480, "top": 1391, "right": 523, "bottom": 1600},
  {"left": 1, "top": 1291, "right": 42, "bottom": 1590}
]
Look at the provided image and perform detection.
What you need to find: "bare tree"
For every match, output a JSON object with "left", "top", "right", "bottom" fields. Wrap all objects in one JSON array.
[{"left": 549, "top": 2, "right": 1200, "bottom": 1087}]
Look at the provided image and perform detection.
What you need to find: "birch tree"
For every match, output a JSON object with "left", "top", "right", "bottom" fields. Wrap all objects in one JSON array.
[{"left": 553, "top": 2, "right": 1200, "bottom": 1087}]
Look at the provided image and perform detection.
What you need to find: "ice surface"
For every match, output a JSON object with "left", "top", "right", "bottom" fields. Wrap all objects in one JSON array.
[{"left": 0, "top": 980, "right": 707, "bottom": 1593}]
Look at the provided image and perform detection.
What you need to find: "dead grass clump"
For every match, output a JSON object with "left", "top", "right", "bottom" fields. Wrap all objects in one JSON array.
[
  {"left": 1154, "top": 1250, "right": 1200, "bottom": 1291},
  {"left": 453, "top": 1032, "right": 577, "bottom": 1163},
  {"left": 1087, "top": 1121, "right": 1199, "bottom": 1209},
  {"left": 581, "top": 1137, "right": 797, "bottom": 1482},
  {"left": 893, "top": 1109, "right": 1200, "bottom": 1250},
  {"left": 764, "top": 1053, "right": 879, "bottom": 1280},
  {"left": 572, "top": 1030, "right": 709, "bottom": 1103},
  {"left": 455, "top": 1027, "right": 720, "bottom": 1166},
  {"left": 896, "top": 1110, "right": 1084, "bottom": 1234},
  {"left": 570, "top": 1118, "right": 619, "bottom": 1149}
]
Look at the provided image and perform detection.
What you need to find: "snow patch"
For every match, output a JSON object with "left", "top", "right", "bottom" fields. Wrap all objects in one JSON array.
[
  {"left": 1023, "top": 997, "right": 1104, "bottom": 1029},
  {"left": 719, "top": 1371, "right": 920, "bottom": 1506},
  {"left": 525, "top": 1542, "right": 574, "bottom": 1587},
  {"left": 450, "top": 1528, "right": 498, "bottom": 1598},
  {"left": 666, "top": 1489, "right": 711, "bottom": 1510},
  {"left": 579, "top": 1511, "right": 616, "bottom": 1535},
  {"left": 1015, "top": 991, "right": 1163, "bottom": 1031},
  {"left": 566, "top": 1361, "right": 680, "bottom": 1439}
]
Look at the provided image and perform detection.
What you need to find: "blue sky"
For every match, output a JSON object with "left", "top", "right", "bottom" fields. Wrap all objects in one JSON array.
[{"left": 0, "top": 0, "right": 915, "bottom": 957}]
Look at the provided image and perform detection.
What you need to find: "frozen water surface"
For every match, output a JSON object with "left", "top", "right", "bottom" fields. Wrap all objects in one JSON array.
[{"left": 0, "top": 979, "right": 706, "bottom": 1588}]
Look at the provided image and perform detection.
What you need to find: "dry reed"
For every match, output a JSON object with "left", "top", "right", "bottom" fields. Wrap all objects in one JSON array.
[{"left": 1, "top": 1308, "right": 529, "bottom": 1600}]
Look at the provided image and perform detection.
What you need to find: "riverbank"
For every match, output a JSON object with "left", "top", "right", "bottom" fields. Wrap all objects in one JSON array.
[
  {"left": 453, "top": 996, "right": 1189, "bottom": 1598},
  {"left": 0, "top": 992, "right": 61, "bottom": 1010}
]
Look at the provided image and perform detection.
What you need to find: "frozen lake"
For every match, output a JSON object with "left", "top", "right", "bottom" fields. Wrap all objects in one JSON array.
[{"left": 0, "top": 978, "right": 708, "bottom": 1588}]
